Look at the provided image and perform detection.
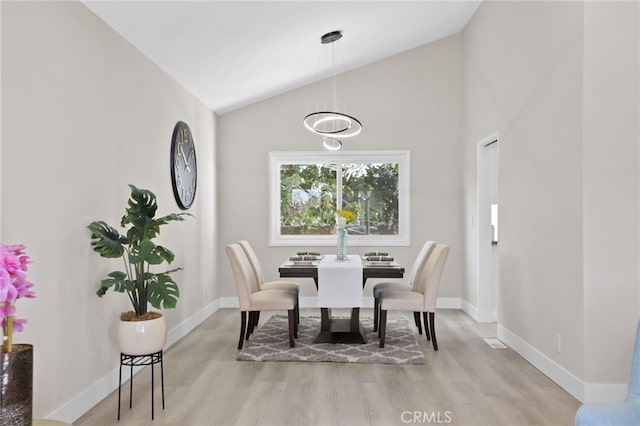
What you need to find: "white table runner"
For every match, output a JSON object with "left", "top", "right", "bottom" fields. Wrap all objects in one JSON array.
[{"left": 317, "top": 255, "right": 363, "bottom": 308}]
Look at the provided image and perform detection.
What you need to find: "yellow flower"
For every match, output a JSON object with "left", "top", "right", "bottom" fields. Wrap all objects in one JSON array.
[{"left": 336, "top": 209, "right": 355, "bottom": 224}]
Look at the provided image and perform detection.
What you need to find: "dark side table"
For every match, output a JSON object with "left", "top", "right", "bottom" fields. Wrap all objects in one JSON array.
[{"left": 117, "top": 351, "right": 165, "bottom": 420}]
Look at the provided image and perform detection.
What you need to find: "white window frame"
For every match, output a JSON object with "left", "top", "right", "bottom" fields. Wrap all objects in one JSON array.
[{"left": 269, "top": 151, "right": 410, "bottom": 247}]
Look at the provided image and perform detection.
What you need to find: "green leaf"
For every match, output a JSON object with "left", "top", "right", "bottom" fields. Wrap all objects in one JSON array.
[
  {"left": 155, "top": 245, "right": 175, "bottom": 264},
  {"left": 121, "top": 185, "right": 159, "bottom": 243},
  {"left": 155, "top": 212, "right": 193, "bottom": 226},
  {"left": 96, "top": 270, "right": 134, "bottom": 296},
  {"left": 128, "top": 239, "right": 163, "bottom": 265},
  {"left": 146, "top": 273, "right": 180, "bottom": 310},
  {"left": 87, "top": 221, "right": 126, "bottom": 258}
]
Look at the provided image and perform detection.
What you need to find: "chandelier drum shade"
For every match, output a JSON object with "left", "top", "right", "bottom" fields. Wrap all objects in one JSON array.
[{"left": 304, "top": 30, "right": 362, "bottom": 149}]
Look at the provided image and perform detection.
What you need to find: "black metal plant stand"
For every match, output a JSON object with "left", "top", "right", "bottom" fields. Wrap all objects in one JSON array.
[{"left": 117, "top": 351, "right": 164, "bottom": 421}]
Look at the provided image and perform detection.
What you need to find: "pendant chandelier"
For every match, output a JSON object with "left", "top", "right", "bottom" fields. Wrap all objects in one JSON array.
[{"left": 303, "top": 30, "right": 362, "bottom": 151}]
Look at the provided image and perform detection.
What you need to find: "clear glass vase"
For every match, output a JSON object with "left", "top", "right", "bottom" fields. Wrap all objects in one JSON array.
[{"left": 337, "top": 226, "right": 348, "bottom": 261}]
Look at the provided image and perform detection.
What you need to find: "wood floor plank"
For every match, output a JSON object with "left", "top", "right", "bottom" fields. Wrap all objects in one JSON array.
[{"left": 73, "top": 309, "right": 580, "bottom": 426}]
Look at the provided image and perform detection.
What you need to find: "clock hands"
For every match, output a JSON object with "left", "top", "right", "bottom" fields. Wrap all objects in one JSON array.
[
  {"left": 185, "top": 143, "right": 195, "bottom": 166},
  {"left": 178, "top": 143, "right": 192, "bottom": 172}
]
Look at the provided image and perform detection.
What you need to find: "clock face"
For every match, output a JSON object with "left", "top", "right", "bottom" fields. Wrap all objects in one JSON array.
[{"left": 170, "top": 121, "right": 197, "bottom": 210}]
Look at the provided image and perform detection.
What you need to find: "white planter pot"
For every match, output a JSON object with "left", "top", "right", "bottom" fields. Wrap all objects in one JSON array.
[{"left": 117, "top": 315, "right": 167, "bottom": 355}]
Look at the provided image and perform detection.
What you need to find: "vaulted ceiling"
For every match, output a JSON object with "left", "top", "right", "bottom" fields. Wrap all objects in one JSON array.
[{"left": 83, "top": 1, "right": 481, "bottom": 114}]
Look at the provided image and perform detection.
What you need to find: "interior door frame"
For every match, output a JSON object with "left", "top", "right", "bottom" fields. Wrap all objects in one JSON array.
[{"left": 477, "top": 132, "right": 499, "bottom": 323}]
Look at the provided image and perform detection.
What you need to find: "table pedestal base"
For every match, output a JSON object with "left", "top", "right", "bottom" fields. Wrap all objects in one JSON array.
[{"left": 314, "top": 308, "right": 367, "bottom": 344}]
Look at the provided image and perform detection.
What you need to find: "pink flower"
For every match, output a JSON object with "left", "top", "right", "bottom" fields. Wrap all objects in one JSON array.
[
  {"left": 18, "top": 255, "right": 29, "bottom": 270},
  {"left": 1, "top": 243, "right": 35, "bottom": 344},
  {"left": 0, "top": 302, "right": 16, "bottom": 318},
  {"left": 4, "top": 244, "right": 25, "bottom": 253},
  {"left": 14, "top": 279, "right": 35, "bottom": 299},
  {"left": 1, "top": 244, "right": 29, "bottom": 275},
  {"left": 11, "top": 317, "right": 27, "bottom": 333},
  {"left": 0, "top": 269, "right": 17, "bottom": 303}
]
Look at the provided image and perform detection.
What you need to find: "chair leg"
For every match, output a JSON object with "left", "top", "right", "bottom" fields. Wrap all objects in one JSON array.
[
  {"left": 294, "top": 303, "right": 298, "bottom": 337},
  {"left": 413, "top": 312, "right": 423, "bottom": 335},
  {"left": 295, "top": 297, "right": 300, "bottom": 325},
  {"left": 246, "top": 311, "right": 255, "bottom": 340},
  {"left": 379, "top": 310, "right": 388, "bottom": 348},
  {"left": 373, "top": 297, "right": 379, "bottom": 332},
  {"left": 429, "top": 312, "right": 438, "bottom": 350},
  {"left": 423, "top": 312, "right": 431, "bottom": 341},
  {"left": 288, "top": 309, "right": 296, "bottom": 348},
  {"left": 238, "top": 311, "right": 247, "bottom": 350},
  {"left": 254, "top": 311, "right": 260, "bottom": 327}
]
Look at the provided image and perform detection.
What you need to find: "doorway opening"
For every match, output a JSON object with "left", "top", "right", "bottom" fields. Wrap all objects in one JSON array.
[{"left": 477, "top": 133, "right": 499, "bottom": 323}]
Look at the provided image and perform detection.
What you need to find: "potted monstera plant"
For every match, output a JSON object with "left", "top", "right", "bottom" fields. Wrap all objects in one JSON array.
[{"left": 88, "top": 184, "right": 191, "bottom": 355}]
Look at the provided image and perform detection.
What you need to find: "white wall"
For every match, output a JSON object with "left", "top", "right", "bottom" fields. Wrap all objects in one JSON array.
[
  {"left": 1, "top": 1, "right": 217, "bottom": 420},
  {"left": 582, "top": 0, "right": 640, "bottom": 389},
  {"left": 462, "top": 0, "right": 640, "bottom": 402},
  {"left": 462, "top": 0, "right": 586, "bottom": 375},
  {"left": 217, "top": 35, "right": 464, "bottom": 303}
]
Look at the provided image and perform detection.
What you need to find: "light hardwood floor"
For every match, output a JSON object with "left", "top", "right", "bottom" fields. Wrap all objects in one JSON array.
[{"left": 74, "top": 309, "right": 580, "bottom": 426}]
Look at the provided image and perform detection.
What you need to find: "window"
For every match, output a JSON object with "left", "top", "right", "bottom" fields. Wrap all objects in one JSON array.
[{"left": 269, "top": 151, "right": 410, "bottom": 246}]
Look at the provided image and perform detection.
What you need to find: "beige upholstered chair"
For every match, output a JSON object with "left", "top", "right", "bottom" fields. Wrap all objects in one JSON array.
[
  {"left": 238, "top": 240, "right": 300, "bottom": 327},
  {"left": 372, "top": 241, "right": 436, "bottom": 334},
  {"left": 378, "top": 243, "right": 449, "bottom": 350},
  {"left": 226, "top": 243, "right": 298, "bottom": 349}
]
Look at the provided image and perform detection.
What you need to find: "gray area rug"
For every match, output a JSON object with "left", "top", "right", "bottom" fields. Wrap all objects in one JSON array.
[{"left": 237, "top": 315, "right": 426, "bottom": 365}]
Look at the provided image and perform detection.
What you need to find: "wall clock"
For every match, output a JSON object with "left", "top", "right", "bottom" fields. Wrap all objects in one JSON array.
[{"left": 170, "top": 121, "right": 197, "bottom": 210}]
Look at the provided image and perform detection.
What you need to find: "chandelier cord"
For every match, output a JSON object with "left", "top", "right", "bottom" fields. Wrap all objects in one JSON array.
[{"left": 304, "top": 30, "right": 362, "bottom": 148}]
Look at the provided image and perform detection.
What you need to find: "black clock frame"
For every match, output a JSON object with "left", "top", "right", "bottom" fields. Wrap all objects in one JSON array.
[{"left": 170, "top": 121, "right": 197, "bottom": 210}]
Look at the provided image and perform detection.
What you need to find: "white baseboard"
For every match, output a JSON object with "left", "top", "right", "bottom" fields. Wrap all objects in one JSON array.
[
  {"left": 218, "top": 296, "right": 239, "bottom": 308},
  {"left": 461, "top": 299, "right": 479, "bottom": 321},
  {"left": 45, "top": 299, "right": 227, "bottom": 424},
  {"left": 498, "top": 323, "right": 585, "bottom": 402},
  {"left": 300, "top": 296, "right": 320, "bottom": 308},
  {"left": 45, "top": 358, "right": 124, "bottom": 424},
  {"left": 460, "top": 299, "right": 496, "bottom": 323},
  {"left": 166, "top": 298, "right": 226, "bottom": 347},
  {"left": 497, "top": 324, "right": 628, "bottom": 403},
  {"left": 437, "top": 297, "right": 462, "bottom": 309}
]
